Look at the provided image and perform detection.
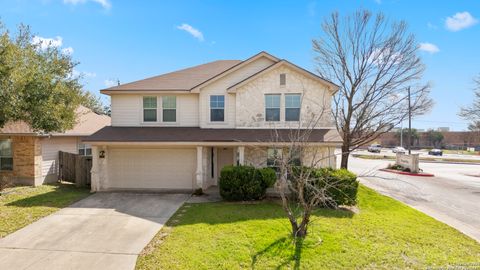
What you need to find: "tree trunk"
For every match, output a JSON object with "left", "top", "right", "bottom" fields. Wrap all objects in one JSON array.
[{"left": 340, "top": 143, "right": 350, "bottom": 169}]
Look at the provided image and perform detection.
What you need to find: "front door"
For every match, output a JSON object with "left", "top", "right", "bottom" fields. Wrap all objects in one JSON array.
[{"left": 216, "top": 147, "right": 234, "bottom": 181}]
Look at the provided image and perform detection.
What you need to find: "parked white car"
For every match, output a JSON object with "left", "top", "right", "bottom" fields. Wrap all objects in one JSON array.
[
  {"left": 367, "top": 144, "right": 382, "bottom": 153},
  {"left": 392, "top": 146, "right": 406, "bottom": 154}
]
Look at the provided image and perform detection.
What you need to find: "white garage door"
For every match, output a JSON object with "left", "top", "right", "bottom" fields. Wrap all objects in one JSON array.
[{"left": 107, "top": 148, "right": 196, "bottom": 190}]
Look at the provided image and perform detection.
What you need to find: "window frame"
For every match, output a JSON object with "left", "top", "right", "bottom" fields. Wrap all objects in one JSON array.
[
  {"left": 265, "top": 94, "right": 281, "bottom": 122},
  {"left": 210, "top": 95, "right": 225, "bottom": 122},
  {"left": 285, "top": 93, "right": 301, "bottom": 122},
  {"left": 162, "top": 96, "right": 177, "bottom": 122},
  {"left": 143, "top": 96, "right": 158, "bottom": 122},
  {"left": 0, "top": 139, "right": 13, "bottom": 171},
  {"left": 78, "top": 143, "right": 92, "bottom": 156}
]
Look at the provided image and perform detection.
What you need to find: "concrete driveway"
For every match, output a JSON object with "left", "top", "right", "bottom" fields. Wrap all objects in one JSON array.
[{"left": 0, "top": 192, "right": 189, "bottom": 270}]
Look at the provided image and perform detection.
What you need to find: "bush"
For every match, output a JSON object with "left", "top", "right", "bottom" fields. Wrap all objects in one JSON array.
[
  {"left": 219, "top": 165, "right": 277, "bottom": 201},
  {"left": 290, "top": 167, "right": 359, "bottom": 206},
  {"left": 258, "top": 167, "right": 277, "bottom": 189}
]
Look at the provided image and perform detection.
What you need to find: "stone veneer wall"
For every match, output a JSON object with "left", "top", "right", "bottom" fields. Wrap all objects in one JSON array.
[
  {"left": 0, "top": 136, "right": 43, "bottom": 186},
  {"left": 244, "top": 146, "right": 336, "bottom": 169}
]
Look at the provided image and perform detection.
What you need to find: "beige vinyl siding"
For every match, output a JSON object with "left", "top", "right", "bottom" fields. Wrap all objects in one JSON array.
[
  {"left": 111, "top": 94, "right": 199, "bottom": 127},
  {"left": 111, "top": 95, "right": 141, "bottom": 126},
  {"left": 40, "top": 137, "right": 78, "bottom": 181},
  {"left": 199, "top": 56, "right": 275, "bottom": 128},
  {"left": 107, "top": 148, "right": 196, "bottom": 190}
]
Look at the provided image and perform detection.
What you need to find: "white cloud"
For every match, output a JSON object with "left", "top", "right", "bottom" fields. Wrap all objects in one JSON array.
[
  {"left": 419, "top": 42, "right": 440, "bottom": 54},
  {"left": 70, "top": 70, "right": 96, "bottom": 79},
  {"left": 104, "top": 79, "right": 117, "bottom": 87},
  {"left": 62, "top": 46, "right": 74, "bottom": 55},
  {"left": 63, "top": 0, "right": 111, "bottom": 10},
  {"left": 445, "top": 12, "right": 478, "bottom": 31},
  {"left": 32, "top": 36, "right": 63, "bottom": 49},
  {"left": 177, "top": 23, "right": 204, "bottom": 42}
]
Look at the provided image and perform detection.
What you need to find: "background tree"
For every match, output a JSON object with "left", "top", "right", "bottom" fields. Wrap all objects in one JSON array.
[
  {"left": 313, "top": 10, "right": 433, "bottom": 169},
  {"left": 459, "top": 75, "right": 480, "bottom": 128},
  {"left": 0, "top": 23, "right": 85, "bottom": 132},
  {"left": 425, "top": 130, "right": 444, "bottom": 148},
  {"left": 395, "top": 128, "right": 419, "bottom": 147},
  {"left": 81, "top": 91, "right": 110, "bottom": 115}
]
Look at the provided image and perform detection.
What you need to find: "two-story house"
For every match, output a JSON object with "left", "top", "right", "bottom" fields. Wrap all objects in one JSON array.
[{"left": 85, "top": 52, "right": 342, "bottom": 192}]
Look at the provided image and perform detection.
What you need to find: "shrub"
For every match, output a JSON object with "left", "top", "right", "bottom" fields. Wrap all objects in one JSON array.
[
  {"left": 219, "top": 165, "right": 276, "bottom": 201},
  {"left": 258, "top": 167, "right": 277, "bottom": 189},
  {"left": 290, "top": 167, "right": 359, "bottom": 207}
]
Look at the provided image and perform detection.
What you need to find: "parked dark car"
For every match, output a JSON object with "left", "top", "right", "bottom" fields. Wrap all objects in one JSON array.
[{"left": 428, "top": 149, "right": 443, "bottom": 156}]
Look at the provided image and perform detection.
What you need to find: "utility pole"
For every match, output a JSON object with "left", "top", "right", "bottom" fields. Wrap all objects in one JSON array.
[
  {"left": 400, "top": 122, "right": 403, "bottom": 148},
  {"left": 407, "top": 87, "right": 412, "bottom": 155}
]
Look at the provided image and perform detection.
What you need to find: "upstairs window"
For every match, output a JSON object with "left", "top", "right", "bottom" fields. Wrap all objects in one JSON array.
[
  {"left": 280, "top": 73, "right": 286, "bottom": 86},
  {"left": 0, "top": 139, "right": 13, "bottom": 171},
  {"left": 143, "top": 96, "right": 157, "bottom": 122},
  {"left": 285, "top": 94, "right": 301, "bottom": 121},
  {"left": 78, "top": 143, "right": 92, "bottom": 156},
  {"left": 265, "top": 94, "right": 280, "bottom": 121},
  {"left": 162, "top": 96, "right": 176, "bottom": 122},
  {"left": 210, "top": 95, "right": 225, "bottom": 122}
]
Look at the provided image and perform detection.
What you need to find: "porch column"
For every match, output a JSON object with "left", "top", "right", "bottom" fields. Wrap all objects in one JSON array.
[
  {"left": 238, "top": 146, "right": 245, "bottom": 165},
  {"left": 196, "top": 146, "right": 203, "bottom": 188}
]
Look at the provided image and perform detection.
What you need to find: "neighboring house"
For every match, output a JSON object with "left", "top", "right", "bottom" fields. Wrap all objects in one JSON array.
[
  {"left": 85, "top": 51, "right": 342, "bottom": 192},
  {"left": 0, "top": 106, "right": 111, "bottom": 186}
]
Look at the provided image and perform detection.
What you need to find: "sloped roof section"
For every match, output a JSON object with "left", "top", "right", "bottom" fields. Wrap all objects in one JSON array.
[
  {"left": 0, "top": 121, "right": 35, "bottom": 134},
  {"left": 0, "top": 105, "right": 111, "bottom": 136},
  {"left": 54, "top": 105, "right": 111, "bottom": 136},
  {"left": 84, "top": 126, "right": 342, "bottom": 144},
  {"left": 101, "top": 60, "right": 241, "bottom": 92}
]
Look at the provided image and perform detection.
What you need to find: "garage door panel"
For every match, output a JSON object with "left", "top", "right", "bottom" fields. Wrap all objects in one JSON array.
[{"left": 108, "top": 148, "right": 195, "bottom": 190}]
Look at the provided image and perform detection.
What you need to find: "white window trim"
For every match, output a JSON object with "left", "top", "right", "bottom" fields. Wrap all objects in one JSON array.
[
  {"left": 140, "top": 95, "right": 179, "bottom": 126},
  {"left": 285, "top": 93, "right": 302, "bottom": 122},
  {"left": 208, "top": 94, "right": 227, "bottom": 124},
  {"left": 265, "top": 94, "right": 282, "bottom": 122}
]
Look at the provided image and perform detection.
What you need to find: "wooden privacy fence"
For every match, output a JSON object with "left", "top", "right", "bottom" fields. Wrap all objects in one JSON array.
[{"left": 58, "top": 151, "right": 92, "bottom": 187}]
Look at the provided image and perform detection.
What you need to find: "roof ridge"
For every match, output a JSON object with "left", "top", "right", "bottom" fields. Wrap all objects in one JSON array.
[{"left": 102, "top": 59, "right": 241, "bottom": 92}]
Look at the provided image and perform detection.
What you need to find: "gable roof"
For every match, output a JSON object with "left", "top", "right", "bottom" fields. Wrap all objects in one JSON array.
[
  {"left": 189, "top": 51, "right": 279, "bottom": 92},
  {"left": 101, "top": 60, "right": 241, "bottom": 94},
  {"left": 100, "top": 51, "right": 338, "bottom": 94},
  {"left": 227, "top": 60, "right": 339, "bottom": 93},
  {"left": 0, "top": 105, "right": 111, "bottom": 136}
]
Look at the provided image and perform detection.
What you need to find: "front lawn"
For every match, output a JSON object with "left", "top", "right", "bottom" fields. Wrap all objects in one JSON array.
[
  {"left": 0, "top": 183, "right": 90, "bottom": 238},
  {"left": 137, "top": 185, "right": 480, "bottom": 269}
]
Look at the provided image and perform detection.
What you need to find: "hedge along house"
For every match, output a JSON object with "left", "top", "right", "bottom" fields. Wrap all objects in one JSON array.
[
  {"left": 0, "top": 106, "right": 111, "bottom": 186},
  {"left": 85, "top": 51, "right": 342, "bottom": 193}
]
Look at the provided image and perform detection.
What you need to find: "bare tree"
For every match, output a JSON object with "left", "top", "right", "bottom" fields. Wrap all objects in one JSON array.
[
  {"left": 247, "top": 88, "right": 357, "bottom": 239},
  {"left": 313, "top": 10, "right": 433, "bottom": 169},
  {"left": 459, "top": 75, "right": 480, "bottom": 129}
]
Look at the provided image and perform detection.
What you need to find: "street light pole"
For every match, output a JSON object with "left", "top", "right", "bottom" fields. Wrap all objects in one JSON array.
[{"left": 407, "top": 87, "right": 412, "bottom": 155}]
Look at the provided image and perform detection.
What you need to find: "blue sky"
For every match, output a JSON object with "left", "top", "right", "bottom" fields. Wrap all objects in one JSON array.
[{"left": 1, "top": 0, "right": 479, "bottom": 130}]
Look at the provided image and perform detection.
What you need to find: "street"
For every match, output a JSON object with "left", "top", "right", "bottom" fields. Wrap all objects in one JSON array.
[{"left": 344, "top": 155, "right": 480, "bottom": 242}]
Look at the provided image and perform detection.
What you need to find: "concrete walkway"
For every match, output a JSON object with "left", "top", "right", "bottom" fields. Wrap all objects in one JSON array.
[{"left": 0, "top": 192, "right": 189, "bottom": 270}]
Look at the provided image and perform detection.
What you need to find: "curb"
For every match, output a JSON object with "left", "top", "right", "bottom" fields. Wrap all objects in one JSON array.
[{"left": 379, "top": 168, "right": 434, "bottom": 177}]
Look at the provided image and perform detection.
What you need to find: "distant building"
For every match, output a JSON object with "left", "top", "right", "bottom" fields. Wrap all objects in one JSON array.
[{"left": 437, "top": 127, "right": 450, "bottom": 132}]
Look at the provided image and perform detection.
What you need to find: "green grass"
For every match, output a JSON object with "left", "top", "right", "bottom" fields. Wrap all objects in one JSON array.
[
  {"left": 441, "top": 149, "right": 479, "bottom": 156},
  {"left": 0, "top": 183, "right": 90, "bottom": 238},
  {"left": 136, "top": 185, "right": 480, "bottom": 270}
]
